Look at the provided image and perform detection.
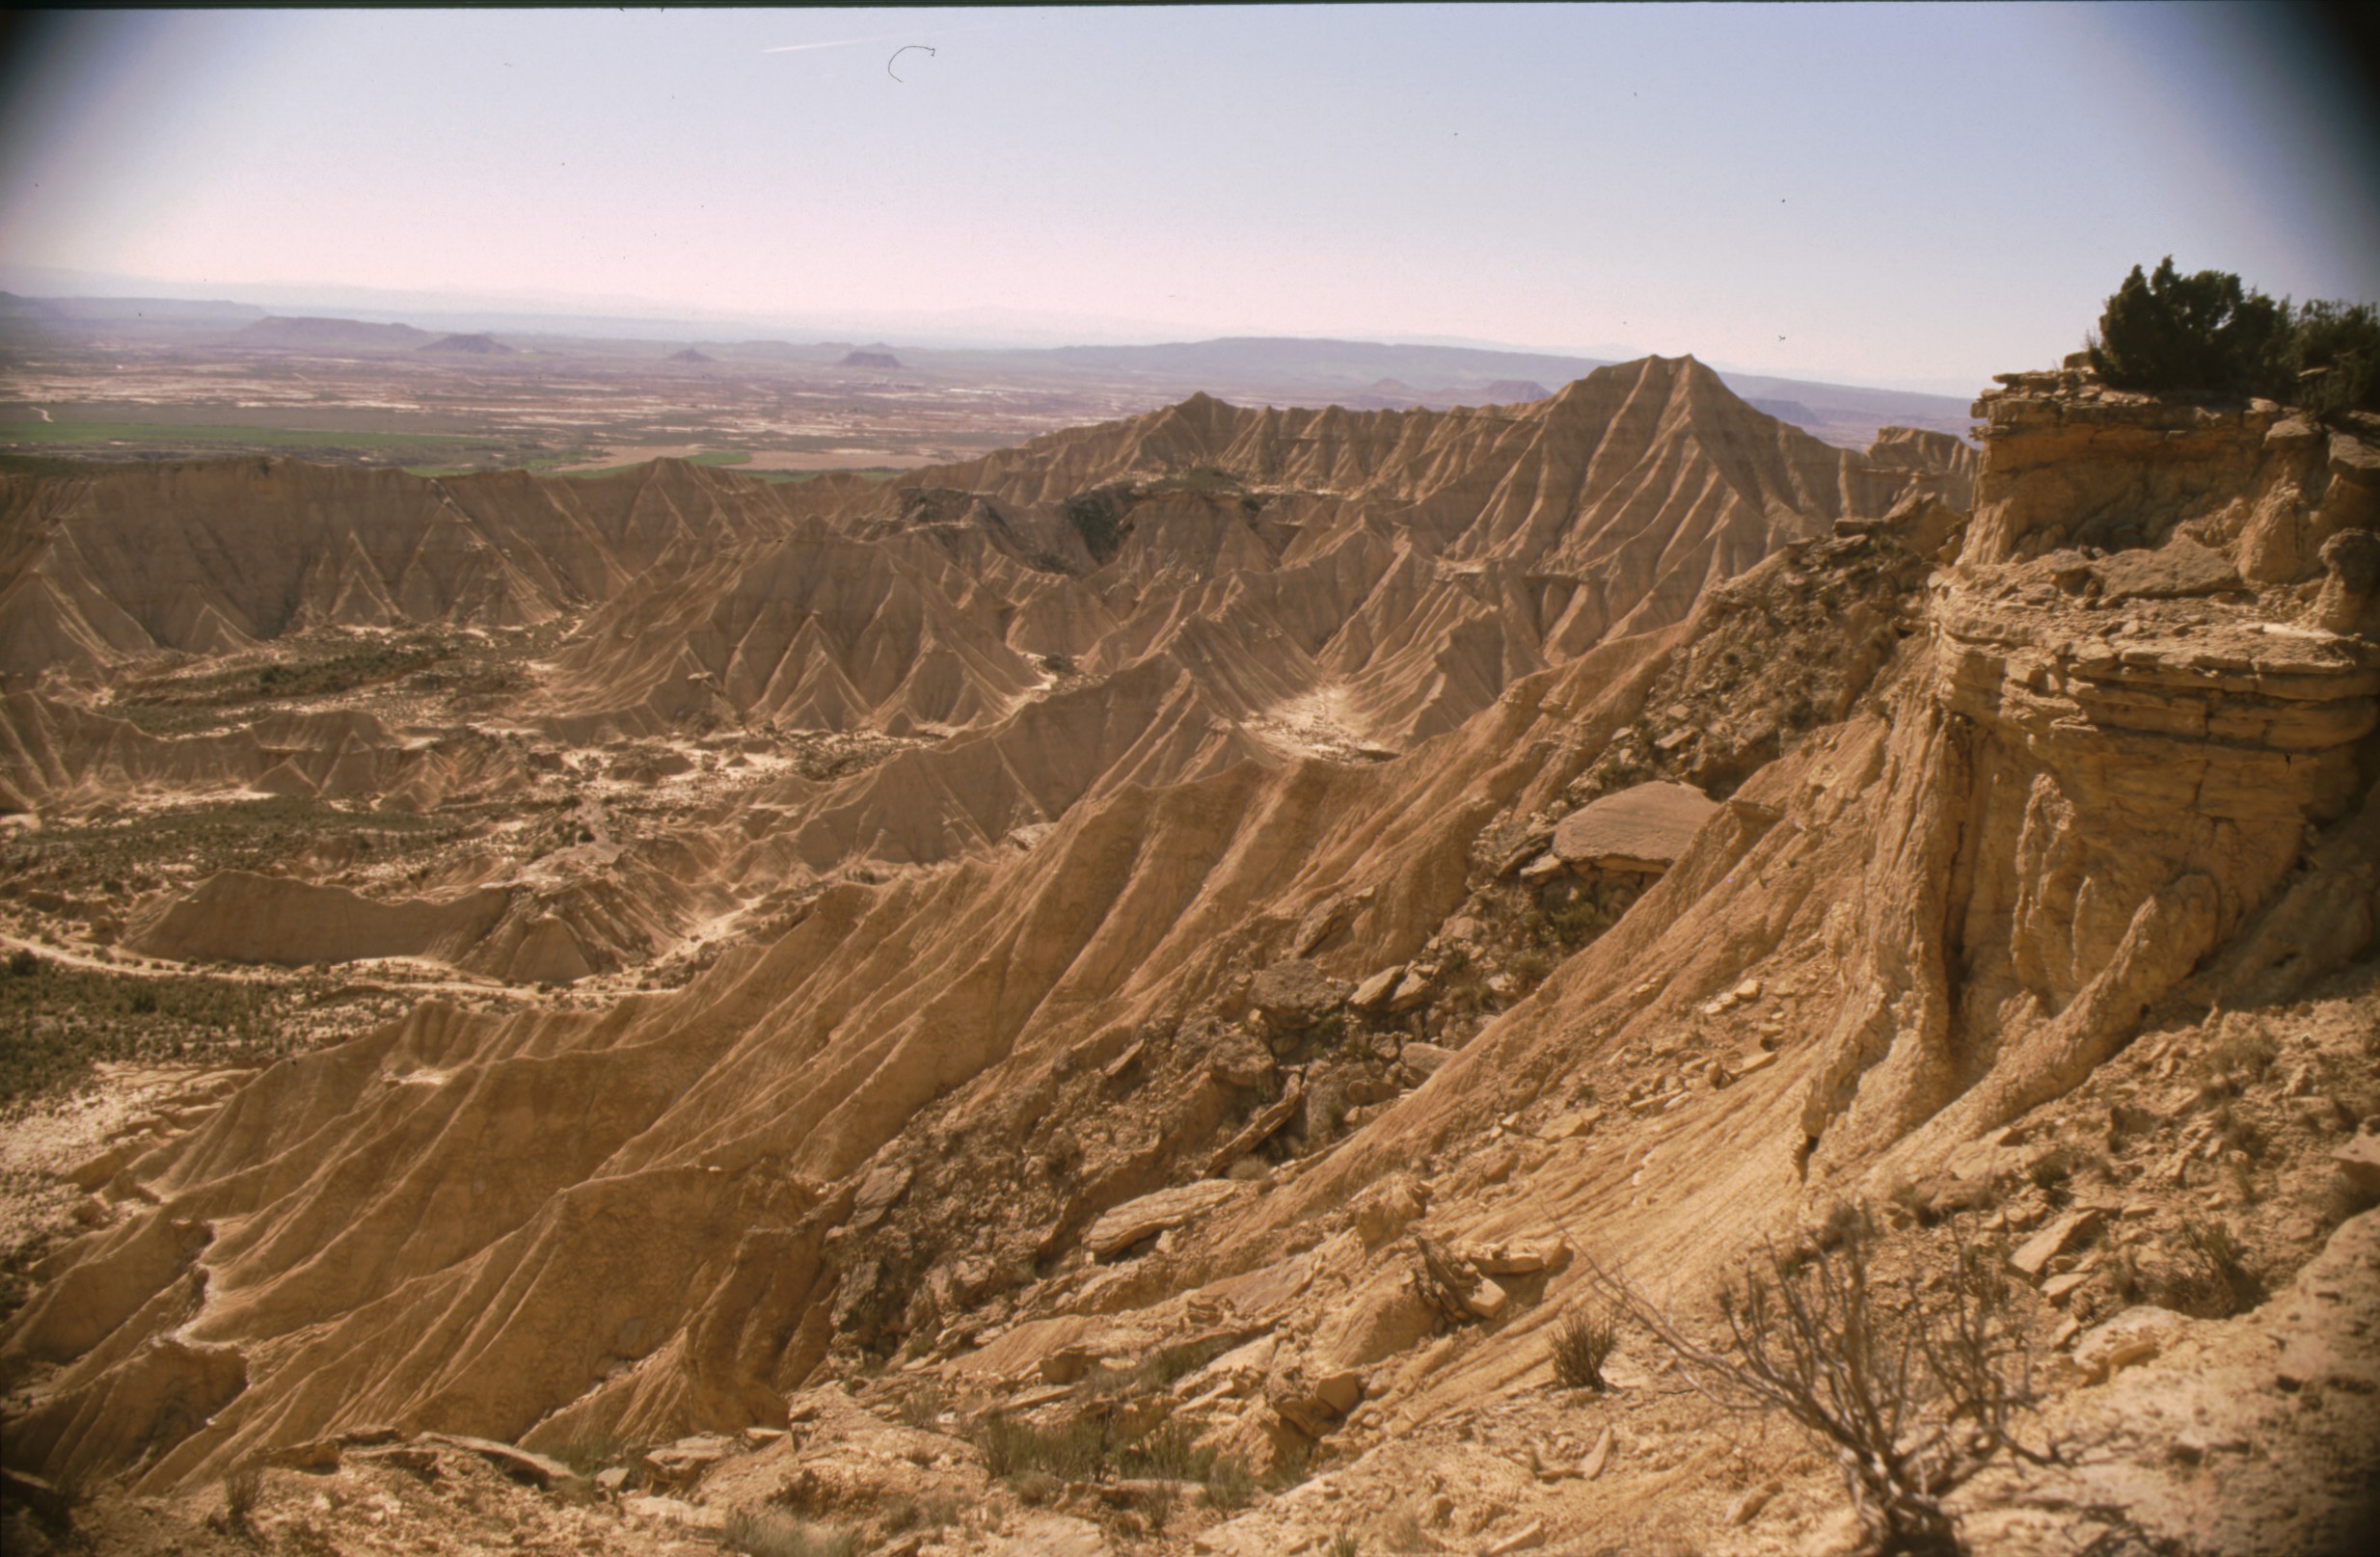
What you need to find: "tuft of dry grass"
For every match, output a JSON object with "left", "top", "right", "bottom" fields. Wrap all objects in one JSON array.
[
  {"left": 1550, "top": 1304, "right": 1618, "bottom": 1390},
  {"left": 2166, "top": 1219, "right": 2263, "bottom": 1318},
  {"left": 877, "top": 1493, "right": 958, "bottom": 1536},
  {"left": 895, "top": 1381, "right": 947, "bottom": 1430},
  {"left": 1201, "top": 1455, "right": 1256, "bottom": 1510},
  {"left": 205, "top": 1465, "right": 264, "bottom": 1543},
  {"left": 722, "top": 1509, "right": 862, "bottom": 1557}
]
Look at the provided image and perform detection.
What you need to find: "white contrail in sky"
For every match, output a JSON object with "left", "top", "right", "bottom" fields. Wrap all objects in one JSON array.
[{"left": 763, "top": 33, "right": 921, "bottom": 55}]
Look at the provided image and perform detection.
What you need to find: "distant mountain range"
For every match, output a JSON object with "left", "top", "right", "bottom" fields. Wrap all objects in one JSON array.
[{"left": 0, "top": 292, "right": 1979, "bottom": 443}]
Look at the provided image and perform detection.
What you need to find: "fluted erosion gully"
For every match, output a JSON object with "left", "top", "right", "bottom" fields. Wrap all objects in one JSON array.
[{"left": 3, "top": 357, "right": 2376, "bottom": 1556}]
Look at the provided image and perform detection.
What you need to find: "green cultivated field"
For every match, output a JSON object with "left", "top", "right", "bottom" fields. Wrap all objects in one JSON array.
[
  {"left": 557, "top": 448, "right": 752, "bottom": 478},
  {"left": 0, "top": 417, "right": 572, "bottom": 472},
  {"left": 3, "top": 418, "right": 473, "bottom": 450}
]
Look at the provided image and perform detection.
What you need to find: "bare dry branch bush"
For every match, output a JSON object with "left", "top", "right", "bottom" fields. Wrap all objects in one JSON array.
[{"left": 1586, "top": 1206, "right": 2053, "bottom": 1557}]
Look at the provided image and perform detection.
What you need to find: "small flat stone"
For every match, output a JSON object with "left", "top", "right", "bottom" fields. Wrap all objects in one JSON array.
[
  {"left": 622, "top": 1494, "right": 723, "bottom": 1532},
  {"left": 1727, "top": 1483, "right": 1781, "bottom": 1525},
  {"left": 2042, "top": 1270, "right": 2092, "bottom": 1304},
  {"left": 2012, "top": 1207, "right": 2105, "bottom": 1278},
  {"left": 1538, "top": 1110, "right": 1599, "bottom": 1141},
  {"left": 1388, "top": 969, "right": 1435, "bottom": 1012},
  {"left": 2097, "top": 536, "right": 2238, "bottom": 604},
  {"left": 1462, "top": 1275, "right": 1511, "bottom": 1321},
  {"left": 1204, "top": 1078, "right": 1305, "bottom": 1176},
  {"left": 1579, "top": 1426, "right": 1613, "bottom": 1480},
  {"left": 1086, "top": 1179, "right": 1246, "bottom": 1257},
  {"left": 1350, "top": 966, "right": 1405, "bottom": 1011},
  {"left": 1206, "top": 1034, "right": 1276, "bottom": 1088},
  {"left": 1397, "top": 1042, "right": 1456, "bottom": 1080},
  {"left": 852, "top": 1163, "right": 914, "bottom": 1230},
  {"left": 2333, "top": 1134, "right": 2380, "bottom": 1195},
  {"left": 2072, "top": 1305, "right": 2188, "bottom": 1382},
  {"left": 1252, "top": 959, "right": 1341, "bottom": 1029},
  {"left": 423, "top": 1434, "right": 589, "bottom": 1496},
  {"left": 1462, "top": 1237, "right": 1566, "bottom": 1275},
  {"left": 1313, "top": 1369, "right": 1365, "bottom": 1415},
  {"left": 264, "top": 1436, "right": 344, "bottom": 1471}
]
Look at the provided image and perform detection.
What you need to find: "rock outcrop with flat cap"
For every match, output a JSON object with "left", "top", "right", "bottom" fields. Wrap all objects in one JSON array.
[{"left": 1550, "top": 780, "right": 1718, "bottom": 873}]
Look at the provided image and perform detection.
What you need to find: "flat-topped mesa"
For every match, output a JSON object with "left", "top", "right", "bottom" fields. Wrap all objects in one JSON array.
[{"left": 1962, "top": 355, "right": 2377, "bottom": 577}]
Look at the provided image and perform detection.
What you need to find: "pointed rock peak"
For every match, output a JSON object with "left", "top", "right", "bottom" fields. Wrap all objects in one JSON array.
[
  {"left": 1670, "top": 352, "right": 1728, "bottom": 387},
  {"left": 1623, "top": 352, "right": 1724, "bottom": 393},
  {"left": 1531, "top": 353, "right": 1767, "bottom": 440},
  {"left": 1541, "top": 354, "right": 1683, "bottom": 409},
  {"left": 1155, "top": 390, "right": 1244, "bottom": 440},
  {"left": 1625, "top": 352, "right": 1760, "bottom": 420}
]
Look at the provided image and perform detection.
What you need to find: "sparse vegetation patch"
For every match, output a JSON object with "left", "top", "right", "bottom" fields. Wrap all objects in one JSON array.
[{"left": 0, "top": 956, "right": 289, "bottom": 1108}]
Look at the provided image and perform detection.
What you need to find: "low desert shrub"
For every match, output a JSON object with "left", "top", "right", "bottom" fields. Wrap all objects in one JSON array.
[
  {"left": 2024, "top": 1147, "right": 2073, "bottom": 1201},
  {"left": 976, "top": 1413, "right": 1114, "bottom": 1483},
  {"left": 2104, "top": 1245, "right": 2144, "bottom": 1305},
  {"left": 1264, "top": 1438, "right": 1314, "bottom": 1492},
  {"left": 1122, "top": 1478, "right": 1177, "bottom": 1534},
  {"left": 2207, "top": 1027, "right": 2281, "bottom": 1086},
  {"left": 1118, "top": 1418, "right": 1212, "bottom": 1482},
  {"left": 1200, "top": 1455, "right": 1256, "bottom": 1511},
  {"left": 1064, "top": 489, "right": 1130, "bottom": 562},
  {"left": 1507, "top": 947, "right": 1555, "bottom": 984}
]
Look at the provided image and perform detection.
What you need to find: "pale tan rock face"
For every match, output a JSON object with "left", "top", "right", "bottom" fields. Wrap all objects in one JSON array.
[{"left": 1792, "top": 373, "right": 2379, "bottom": 1167}]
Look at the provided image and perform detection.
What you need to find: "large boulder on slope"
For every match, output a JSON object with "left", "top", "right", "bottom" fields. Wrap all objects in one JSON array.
[
  {"left": 1250, "top": 959, "right": 1341, "bottom": 1030},
  {"left": 1551, "top": 781, "right": 1718, "bottom": 873}
]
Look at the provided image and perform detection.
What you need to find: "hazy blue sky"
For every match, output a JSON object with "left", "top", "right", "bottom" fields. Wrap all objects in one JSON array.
[{"left": 2, "top": 4, "right": 2374, "bottom": 393}]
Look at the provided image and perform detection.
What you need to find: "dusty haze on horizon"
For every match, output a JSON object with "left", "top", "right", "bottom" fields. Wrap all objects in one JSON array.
[{"left": 1, "top": 3, "right": 2376, "bottom": 396}]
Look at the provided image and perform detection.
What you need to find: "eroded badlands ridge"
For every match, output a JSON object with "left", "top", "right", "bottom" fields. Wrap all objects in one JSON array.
[
  {"left": 3, "top": 357, "right": 1967, "bottom": 983},
  {"left": 4, "top": 359, "right": 2375, "bottom": 1557}
]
